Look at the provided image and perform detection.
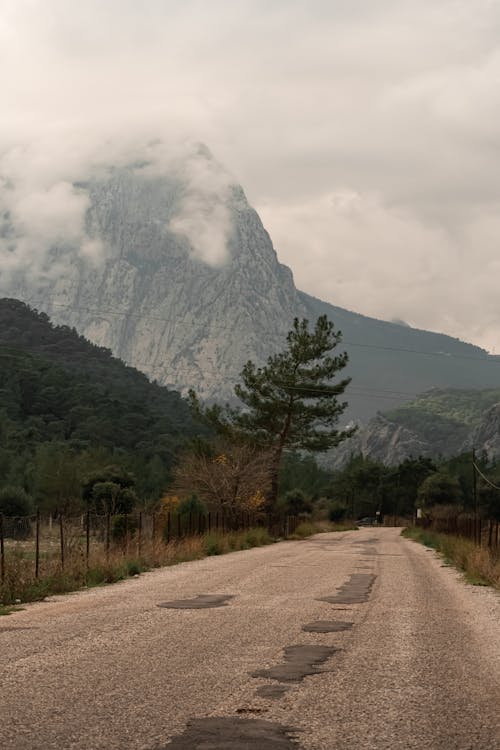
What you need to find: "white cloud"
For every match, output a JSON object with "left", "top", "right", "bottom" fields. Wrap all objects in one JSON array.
[
  {"left": 259, "top": 191, "right": 500, "bottom": 352},
  {"left": 1, "top": 0, "right": 500, "bottom": 347}
]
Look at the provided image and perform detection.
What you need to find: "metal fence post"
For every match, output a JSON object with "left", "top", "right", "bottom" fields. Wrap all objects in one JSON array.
[
  {"left": 138, "top": 512, "right": 142, "bottom": 557},
  {"left": 59, "top": 513, "right": 65, "bottom": 570},
  {"left": 86, "top": 510, "right": 90, "bottom": 568},
  {"left": 0, "top": 513, "right": 4, "bottom": 583},
  {"left": 106, "top": 513, "right": 111, "bottom": 560},
  {"left": 35, "top": 509, "right": 40, "bottom": 579}
]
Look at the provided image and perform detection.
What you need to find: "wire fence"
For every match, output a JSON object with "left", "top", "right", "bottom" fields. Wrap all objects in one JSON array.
[
  {"left": 416, "top": 514, "right": 500, "bottom": 549},
  {"left": 0, "top": 509, "right": 301, "bottom": 586}
]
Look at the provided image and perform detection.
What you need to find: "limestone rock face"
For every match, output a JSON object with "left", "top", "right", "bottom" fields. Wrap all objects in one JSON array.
[
  {"left": 7, "top": 156, "right": 306, "bottom": 400},
  {"left": 470, "top": 404, "right": 500, "bottom": 461},
  {"left": 328, "top": 414, "right": 432, "bottom": 468},
  {"left": 3, "top": 145, "right": 499, "bottom": 421}
]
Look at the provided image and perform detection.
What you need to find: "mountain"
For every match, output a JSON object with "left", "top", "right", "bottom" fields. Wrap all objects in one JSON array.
[
  {"left": 330, "top": 387, "right": 500, "bottom": 466},
  {"left": 0, "top": 298, "right": 203, "bottom": 499},
  {"left": 2, "top": 145, "right": 499, "bottom": 422}
]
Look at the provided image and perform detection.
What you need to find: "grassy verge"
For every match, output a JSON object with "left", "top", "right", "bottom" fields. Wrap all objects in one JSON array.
[
  {"left": 0, "top": 527, "right": 279, "bottom": 606},
  {"left": 402, "top": 527, "right": 500, "bottom": 588}
]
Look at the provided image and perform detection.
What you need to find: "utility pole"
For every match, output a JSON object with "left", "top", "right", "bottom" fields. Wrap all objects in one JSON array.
[{"left": 472, "top": 447, "right": 477, "bottom": 513}]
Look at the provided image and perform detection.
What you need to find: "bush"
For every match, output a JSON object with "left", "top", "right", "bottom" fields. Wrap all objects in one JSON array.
[
  {"left": 178, "top": 494, "right": 206, "bottom": 516},
  {"left": 111, "top": 514, "right": 138, "bottom": 543},
  {"left": 328, "top": 501, "right": 347, "bottom": 523},
  {"left": 284, "top": 489, "right": 311, "bottom": 516},
  {"left": 0, "top": 486, "right": 33, "bottom": 517}
]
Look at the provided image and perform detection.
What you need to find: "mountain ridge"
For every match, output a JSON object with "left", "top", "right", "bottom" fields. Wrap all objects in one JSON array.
[{"left": 2, "top": 147, "right": 499, "bottom": 422}]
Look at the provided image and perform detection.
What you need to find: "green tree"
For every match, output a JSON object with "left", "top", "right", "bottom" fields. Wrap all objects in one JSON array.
[
  {"left": 190, "top": 316, "right": 354, "bottom": 508},
  {"left": 0, "top": 486, "right": 33, "bottom": 516},
  {"left": 284, "top": 488, "right": 311, "bottom": 516},
  {"left": 177, "top": 494, "right": 206, "bottom": 516},
  {"left": 417, "top": 472, "right": 462, "bottom": 507},
  {"left": 82, "top": 465, "right": 137, "bottom": 513}
]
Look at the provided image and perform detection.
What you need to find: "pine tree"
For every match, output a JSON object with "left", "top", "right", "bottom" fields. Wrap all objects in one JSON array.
[{"left": 189, "top": 315, "right": 355, "bottom": 508}]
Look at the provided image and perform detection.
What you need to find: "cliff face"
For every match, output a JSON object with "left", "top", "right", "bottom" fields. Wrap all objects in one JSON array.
[
  {"left": 7, "top": 154, "right": 306, "bottom": 400},
  {"left": 471, "top": 405, "right": 500, "bottom": 461},
  {"left": 3, "top": 146, "right": 499, "bottom": 421}
]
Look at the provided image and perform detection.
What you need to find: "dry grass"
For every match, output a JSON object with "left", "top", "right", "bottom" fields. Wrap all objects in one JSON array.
[
  {"left": 402, "top": 527, "right": 500, "bottom": 588},
  {"left": 0, "top": 527, "right": 274, "bottom": 605}
]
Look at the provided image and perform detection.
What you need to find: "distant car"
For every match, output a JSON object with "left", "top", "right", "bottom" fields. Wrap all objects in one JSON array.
[{"left": 357, "top": 517, "right": 377, "bottom": 526}]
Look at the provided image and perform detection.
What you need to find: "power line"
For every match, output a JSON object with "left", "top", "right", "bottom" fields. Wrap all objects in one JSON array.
[
  {"left": 21, "top": 297, "right": 497, "bottom": 364},
  {"left": 473, "top": 461, "right": 500, "bottom": 492}
]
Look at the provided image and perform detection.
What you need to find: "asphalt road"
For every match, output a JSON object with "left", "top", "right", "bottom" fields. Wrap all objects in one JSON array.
[{"left": 2, "top": 527, "right": 500, "bottom": 749}]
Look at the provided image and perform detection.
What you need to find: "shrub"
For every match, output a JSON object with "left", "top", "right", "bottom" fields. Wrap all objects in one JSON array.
[
  {"left": 0, "top": 486, "right": 33, "bottom": 517},
  {"left": 284, "top": 488, "right": 311, "bottom": 516},
  {"left": 178, "top": 494, "right": 206, "bottom": 516},
  {"left": 111, "top": 514, "right": 138, "bottom": 542},
  {"left": 328, "top": 501, "right": 347, "bottom": 523}
]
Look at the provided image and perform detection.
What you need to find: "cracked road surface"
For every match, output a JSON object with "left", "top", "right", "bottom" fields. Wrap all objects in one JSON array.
[{"left": 2, "top": 528, "right": 500, "bottom": 749}]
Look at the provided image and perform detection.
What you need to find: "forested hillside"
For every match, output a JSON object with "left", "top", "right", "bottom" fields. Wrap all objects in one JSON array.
[
  {"left": 0, "top": 299, "right": 204, "bottom": 505},
  {"left": 330, "top": 386, "right": 500, "bottom": 467}
]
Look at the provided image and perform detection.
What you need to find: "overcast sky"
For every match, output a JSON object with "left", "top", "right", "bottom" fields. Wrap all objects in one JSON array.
[{"left": 1, "top": 0, "right": 500, "bottom": 351}]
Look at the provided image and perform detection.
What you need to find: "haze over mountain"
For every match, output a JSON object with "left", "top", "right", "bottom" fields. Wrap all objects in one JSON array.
[{"left": 1, "top": 143, "right": 499, "bottom": 423}]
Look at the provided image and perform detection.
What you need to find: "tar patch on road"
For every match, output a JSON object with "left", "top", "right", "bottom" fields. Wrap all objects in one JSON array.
[
  {"left": 302, "top": 620, "right": 353, "bottom": 633},
  {"left": 157, "top": 594, "right": 234, "bottom": 609},
  {"left": 251, "top": 644, "right": 338, "bottom": 683},
  {"left": 318, "top": 573, "right": 376, "bottom": 604},
  {"left": 163, "top": 717, "right": 302, "bottom": 749},
  {"left": 255, "top": 684, "right": 290, "bottom": 699}
]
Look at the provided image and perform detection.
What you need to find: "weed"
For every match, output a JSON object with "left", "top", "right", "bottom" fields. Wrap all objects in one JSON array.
[
  {"left": 0, "top": 605, "right": 24, "bottom": 616},
  {"left": 402, "top": 527, "right": 500, "bottom": 589}
]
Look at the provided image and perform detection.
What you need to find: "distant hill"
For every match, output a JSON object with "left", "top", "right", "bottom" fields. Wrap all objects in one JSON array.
[
  {"left": 0, "top": 299, "right": 204, "bottom": 501},
  {"left": 329, "top": 387, "right": 500, "bottom": 467},
  {"left": 301, "top": 293, "right": 500, "bottom": 421},
  {"left": 2, "top": 145, "right": 500, "bottom": 422}
]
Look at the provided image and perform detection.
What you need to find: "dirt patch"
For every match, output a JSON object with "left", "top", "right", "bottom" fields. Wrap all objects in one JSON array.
[
  {"left": 318, "top": 573, "right": 376, "bottom": 604},
  {"left": 157, "top": 594, "right": 234, "bottom": 609},
  {"left": 163, "top": 717, "right": 301, "bottom": 748},
  {"left": 251, "top": 644, "right": 338, "bottom": 683},
  {"left": 302, "top": 620, "right": 352, "bottom": 633}
]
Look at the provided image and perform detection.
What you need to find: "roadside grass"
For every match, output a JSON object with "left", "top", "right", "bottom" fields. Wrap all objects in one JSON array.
[
  {"left": 402, "top": 527, "right": 500, "bottom": 589},
  {"left": 0, "top": 605, "right": 24, "bottom": 616},
  {"left": 0, "top": 525, "right": 294, "bottom": 605}
]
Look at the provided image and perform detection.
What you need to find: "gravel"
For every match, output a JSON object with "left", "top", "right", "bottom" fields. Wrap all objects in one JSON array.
[{"left": 1, "top": 528, "right": 500, "bottom": 749}]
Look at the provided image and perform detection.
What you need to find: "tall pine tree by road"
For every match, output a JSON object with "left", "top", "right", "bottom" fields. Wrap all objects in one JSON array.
[{"left": 189, "top": 315, "right": 355, "bottom": 508}]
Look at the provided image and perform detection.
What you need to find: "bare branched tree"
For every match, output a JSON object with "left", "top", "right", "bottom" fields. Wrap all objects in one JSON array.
[{"left": 172, "top": 442, "right": 272, "bottom": 516}]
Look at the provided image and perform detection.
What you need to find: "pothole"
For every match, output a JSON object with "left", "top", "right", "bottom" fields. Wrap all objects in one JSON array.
[
  {"left": 251, "top": 644, "right": 338, "bottom": 683},
  {"left": 163, "top": 717, "right": 302, "bottom": 748},
  {"left": 302, "top": 620, "right": 352, "bottom": 633},
  {"left": 157, "top": 594, "right": 234, "bottom": 609}
]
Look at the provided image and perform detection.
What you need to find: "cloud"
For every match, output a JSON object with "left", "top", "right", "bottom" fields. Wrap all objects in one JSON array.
[
  {"left": 169, "top": 149, "right": 236, "bottom": 266},
  {"left": 1, "top": 1, "right": 500, "bottom": 347},
  {"left": 258, "top": 191, "right": 500, "bottom": 352},
  {"left": 0, "top": 135, "right": 237, "bottom": 285}
]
